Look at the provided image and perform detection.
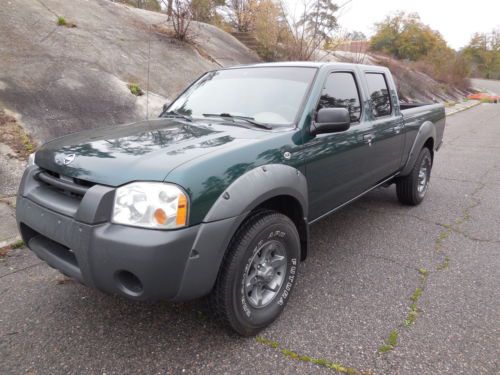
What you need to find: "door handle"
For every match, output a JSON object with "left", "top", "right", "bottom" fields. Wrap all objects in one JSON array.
[
  {"left": 393, "top": 124, "right": 404, "bottom": 134},
  {"left": 363, "top": 134, "right": 375, "bottom": 146}
]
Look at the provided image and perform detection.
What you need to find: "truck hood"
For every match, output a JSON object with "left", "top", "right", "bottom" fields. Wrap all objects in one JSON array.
[{"left": 35, "top": 118, "right": 262, "bottom": 186}]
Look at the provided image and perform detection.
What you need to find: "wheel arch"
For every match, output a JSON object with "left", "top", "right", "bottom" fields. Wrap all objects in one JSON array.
[
  {"left": 401, "top": 121, "right": 436, "bottom": 176},
  {"left": 203, "top": 164, "right": 309, "bottom": 261}
]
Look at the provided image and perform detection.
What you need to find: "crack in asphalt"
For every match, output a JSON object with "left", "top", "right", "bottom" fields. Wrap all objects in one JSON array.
[
  {"left": 372, "top": 166, "right": 495, "bottom": 372},
  {"left": 0, "top": 261, "right": 43, "bottom": 279},
  {"left": 255, "top": 337, "right": 372, "bottom": 375}
]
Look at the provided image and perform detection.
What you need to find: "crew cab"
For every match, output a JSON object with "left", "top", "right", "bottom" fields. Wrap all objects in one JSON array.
[{"left": 16, "top": 62, "right": 445, "bottom": 335}]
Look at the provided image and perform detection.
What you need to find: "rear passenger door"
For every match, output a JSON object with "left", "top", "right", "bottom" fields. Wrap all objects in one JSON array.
[
  {"left": 305, "top": 70, "right": 376, "bottom": 221},
  {"left": 362, "top": 72, "right": 404, "bottom": 181}
]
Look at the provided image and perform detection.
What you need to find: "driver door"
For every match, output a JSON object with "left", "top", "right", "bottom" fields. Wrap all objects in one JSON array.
[{"left": 304, "top": 70, "right": 375, "bottom": 221}]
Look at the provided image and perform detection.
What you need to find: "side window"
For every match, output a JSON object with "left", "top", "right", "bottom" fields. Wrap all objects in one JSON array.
[
  {"left": 365, "top": 73, "right": 392, "bottom": 117},
  {"left": 318, "top": 72, "right": 361, "bottom": 123}
]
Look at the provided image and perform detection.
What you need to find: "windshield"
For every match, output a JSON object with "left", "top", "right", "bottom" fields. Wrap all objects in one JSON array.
[{"left": 166, "top": 67, "right": 317, "bottom": 126}]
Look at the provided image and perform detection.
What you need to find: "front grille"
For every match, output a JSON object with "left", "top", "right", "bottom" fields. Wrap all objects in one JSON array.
[{"left": 36, "top": 168, "right": 95, "bottom": 199}]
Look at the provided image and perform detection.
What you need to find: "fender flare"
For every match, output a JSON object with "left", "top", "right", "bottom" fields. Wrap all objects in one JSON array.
[
  {"left": 172, "top": 165, "right": 309, "bottom": 300},
  {"left": 203, "top": 164, "right": 308, "bottom": 223},
  {"left": 400, "top": 121, "right": 436, "bottom": 176}
]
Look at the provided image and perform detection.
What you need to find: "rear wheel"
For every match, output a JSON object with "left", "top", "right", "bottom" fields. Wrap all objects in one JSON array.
[
  {"left": 210, "top": 210, "right": 300, "bottom": 336},
  {"left": 396, "top": 147, "right": 432, "bottom": 205}
]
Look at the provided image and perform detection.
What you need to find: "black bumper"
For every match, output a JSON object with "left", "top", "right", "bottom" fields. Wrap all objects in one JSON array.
[{"left": 16, "top": 167, "right": 240, "bottom": 301}]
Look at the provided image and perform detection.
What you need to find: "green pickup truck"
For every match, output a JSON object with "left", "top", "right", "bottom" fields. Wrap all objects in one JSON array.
[{"left": 17, "top": 62, "right": 445, "bottom": 335}]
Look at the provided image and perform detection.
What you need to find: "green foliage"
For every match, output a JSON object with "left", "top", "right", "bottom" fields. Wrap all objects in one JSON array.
[
  {"left": 57, "top": 16, "right": 66, "bottom": 26},
  {"left": 370, "top": 12, "right": 446, "bottom": 61},
  {"left": 379, "top": 330, "right": 398, "bottom": 353},
  {"left": 256, "top": 336, "right": 359, "bottom": 374},
  {"left": 418, "top": 268, "right": 428, "bottom": 277},
  {"left": 190, "top": 0, "right": 224, "bottom": 22},
  {"left": 369, "top": 11, "right": 471, "bottom": 89},
  {"left": 436, "top": 256, "right": 450, "bottom": 271},
  {"left": 128, "top": 83, "right": 144, "bottom": 96},
  {"left": 462, "top": 30, "right": 500, "bottom": 79},
  {"left": 387, "top": 330, "right": 398, "bottom": 347},
  {"left": 405, "top": 287, "right": 423, "bottom": 326}
]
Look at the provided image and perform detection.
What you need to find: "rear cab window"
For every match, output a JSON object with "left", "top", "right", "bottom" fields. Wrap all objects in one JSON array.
[
  {"left": 365, "top": 73, "right": 392, "bottom": 117},
  {"left": 317, "top": 72, "right": 362, "bottom": 123}
]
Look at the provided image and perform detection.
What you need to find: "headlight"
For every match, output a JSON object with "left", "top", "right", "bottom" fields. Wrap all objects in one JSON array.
[
  {"left": 112, "top": 182, "right": 188, "bottom": 229},
  {"left": 27, "top": 152, "right": 36, "bottom": 167}
]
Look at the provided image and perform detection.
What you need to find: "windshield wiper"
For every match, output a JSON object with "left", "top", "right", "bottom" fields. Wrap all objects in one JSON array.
[
  {"left": 202, "top": 113, "right": 272, "bottom": 130},
  {"left": 162, "top": 110, "right": 192, "bottom": 122}
]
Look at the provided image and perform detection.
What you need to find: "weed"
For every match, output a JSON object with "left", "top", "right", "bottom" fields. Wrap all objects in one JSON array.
[
  {"left": 379, "top": 329, "right": 398, "bottom": 353},
  {"left": 404, "top": 287, "right": 424, "bottom": 326},
  {"left": 257, "top": 336, "right": 359, "bottom": 374},
  {"left": 256, "top": 336, "right": 279, "bottom": 348},
  {"left": 0, "top": 109, "right": 37, "bottom": 159},
  {"left": 128, "top": 83, "right": 144, "bottom": 96},
  {"left": 387, "top": 330, "right": 398, "bottom": 346},
  {"left": 435, "top": 229, "right": 451, "bottom": 250},
  {"left": 57, "top": 16, "right": 66, "bottom": 26},
  {"left": 0, "top": 240, "right": 24, "bottom": 257},
  {"left": 418, "top": 268, "right": 428, "bottom": 277},
  {"left": 410, "top": 287, "right": 423, "bottom": 303},
  {"left": 21, "top": 132, "right": 35, "bottom": 153},
  {"left": 10, "top": 240, "right": 24, "bottom": 249},
  {"left": 436, "top": 256, "right": 450, "bottom": 270},
  {"left": 378, "top": 344, "right": 393, "bottom": 353}
]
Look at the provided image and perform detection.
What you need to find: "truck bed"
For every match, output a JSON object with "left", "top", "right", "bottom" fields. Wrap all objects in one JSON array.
[{"left": 401, "top": 102, "right": 446, "bottom": 158}]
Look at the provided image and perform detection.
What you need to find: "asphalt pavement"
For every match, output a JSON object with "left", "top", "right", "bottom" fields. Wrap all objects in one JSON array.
[{"left": 1, "top": 103, "right": 499, "bottom": 374}]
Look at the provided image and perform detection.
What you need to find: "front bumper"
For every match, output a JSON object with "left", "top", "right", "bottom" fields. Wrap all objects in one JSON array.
[{"left": 16, "top": 167, "right": 240, "bottom": 301}]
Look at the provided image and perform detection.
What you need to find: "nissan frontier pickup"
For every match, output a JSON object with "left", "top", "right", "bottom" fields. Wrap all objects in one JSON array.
[{"left": 17, "top": 62, "right": 445, "bottom": 335}]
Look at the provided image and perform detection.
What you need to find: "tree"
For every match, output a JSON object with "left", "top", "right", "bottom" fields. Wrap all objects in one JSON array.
[
  {"left": 227, "top": 0, "right": 259, "bottom": 32},
  {"left": 190, "top": 0, "right": 225, "bottom": 22},
  {"left": 462, "top": 29, "right": 500, "bottom": 79},
  {"left": 170, "top": 0, "right": 193, "bottom": 41},
  {"left": 252, "top": 0, "right": 291, "bottom": 61},
  {"left": 370, "top": 11, "right": 446, "bottom": 61},
  {"left": 279, "top": 0, "right": 340, "bottom": 60}
]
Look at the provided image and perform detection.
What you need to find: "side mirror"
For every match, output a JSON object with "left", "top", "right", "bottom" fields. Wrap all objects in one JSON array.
[{"left": 311, "top": 107, "right": 351, "bottom": 136}]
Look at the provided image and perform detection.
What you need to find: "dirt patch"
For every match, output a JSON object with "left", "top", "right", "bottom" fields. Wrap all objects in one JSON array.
[{"left": 0, "top": 109, "right": 36, "bottom": 160}]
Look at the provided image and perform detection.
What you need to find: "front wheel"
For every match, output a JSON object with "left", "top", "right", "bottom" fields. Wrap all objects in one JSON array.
[
  {"left": 210, "top": 210, "right": 300, "bottom": 336},
  {"left": 396, "top": 147, "right": 432, "bottom": 205}
]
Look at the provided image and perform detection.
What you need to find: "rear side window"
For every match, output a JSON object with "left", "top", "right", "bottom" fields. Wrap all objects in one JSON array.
[
  {"left": 365, "top": 73, "right": 392, "bottom": 117},
  {"left": 318, "top": 72, "right": 361, "bottom": 123}
]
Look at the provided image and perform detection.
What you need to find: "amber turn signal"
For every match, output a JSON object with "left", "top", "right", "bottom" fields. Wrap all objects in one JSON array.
[
  {"left": 154, "top": 208, "right": 167, "bottom": 225},
  {"left": 176, "top": 194, "right": 187, "bottom": 226}
]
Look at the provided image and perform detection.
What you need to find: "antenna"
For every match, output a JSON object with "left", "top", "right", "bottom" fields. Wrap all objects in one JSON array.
[{"left": 146, "top": 23, "right": 152, "bottom": 120}]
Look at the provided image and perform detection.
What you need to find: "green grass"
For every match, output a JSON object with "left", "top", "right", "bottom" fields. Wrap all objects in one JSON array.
[
  {"left": 418, "top": 268, "right": 428, "bottom": 277},
  {"left": 10, "top": 240, "right": 25, "bottom": 249},
  {"left": 0, "top": 240, "right": 24, "bottom": 257},
  {"left": 57, "top": 16, "right": 66, "bottom": 26},
  {"left": 379, "top": 329, "right": 398, "bottom": 353},
  {"left": 128, "top": 83, "right": 144, "bottom": 96},
  {"left": 435, "top": 229, "right": 451, "bottom": 251},
  {"left": 256, "top": 336, "right": 358, "bottom": 374},
  {"left": 21, "top": 132, "right": 35, "bottom": 153},
  {"left": 404, "top": 287, "right": 424, "bottom": 326},
  {"left": 436, "top": 256, "right": 450, "bottom": 271}
]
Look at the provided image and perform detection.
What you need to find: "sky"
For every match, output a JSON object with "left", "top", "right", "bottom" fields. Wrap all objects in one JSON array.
[
  {"left": 338, "top": 0, "right": 500, "bottom": 50},
  {"left": 287, "top": 0, "right": 500, "bottom": 50}
]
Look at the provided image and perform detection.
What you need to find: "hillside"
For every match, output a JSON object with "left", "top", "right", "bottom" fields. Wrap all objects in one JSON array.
[{"left": 0, "top": 0, "right": 259, "bottom": 143}]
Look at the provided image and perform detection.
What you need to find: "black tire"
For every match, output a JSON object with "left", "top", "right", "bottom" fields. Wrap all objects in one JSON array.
[
  {"left": 396, "top": 147, "right": 432, "bottom": 205},
  {"left": 210, "top": 210, "right": 300, "bottom": 336}
]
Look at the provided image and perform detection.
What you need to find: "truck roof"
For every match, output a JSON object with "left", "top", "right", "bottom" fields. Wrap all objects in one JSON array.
[{"left": 223, "top": 61, "right": 383, "bottom": 71}]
